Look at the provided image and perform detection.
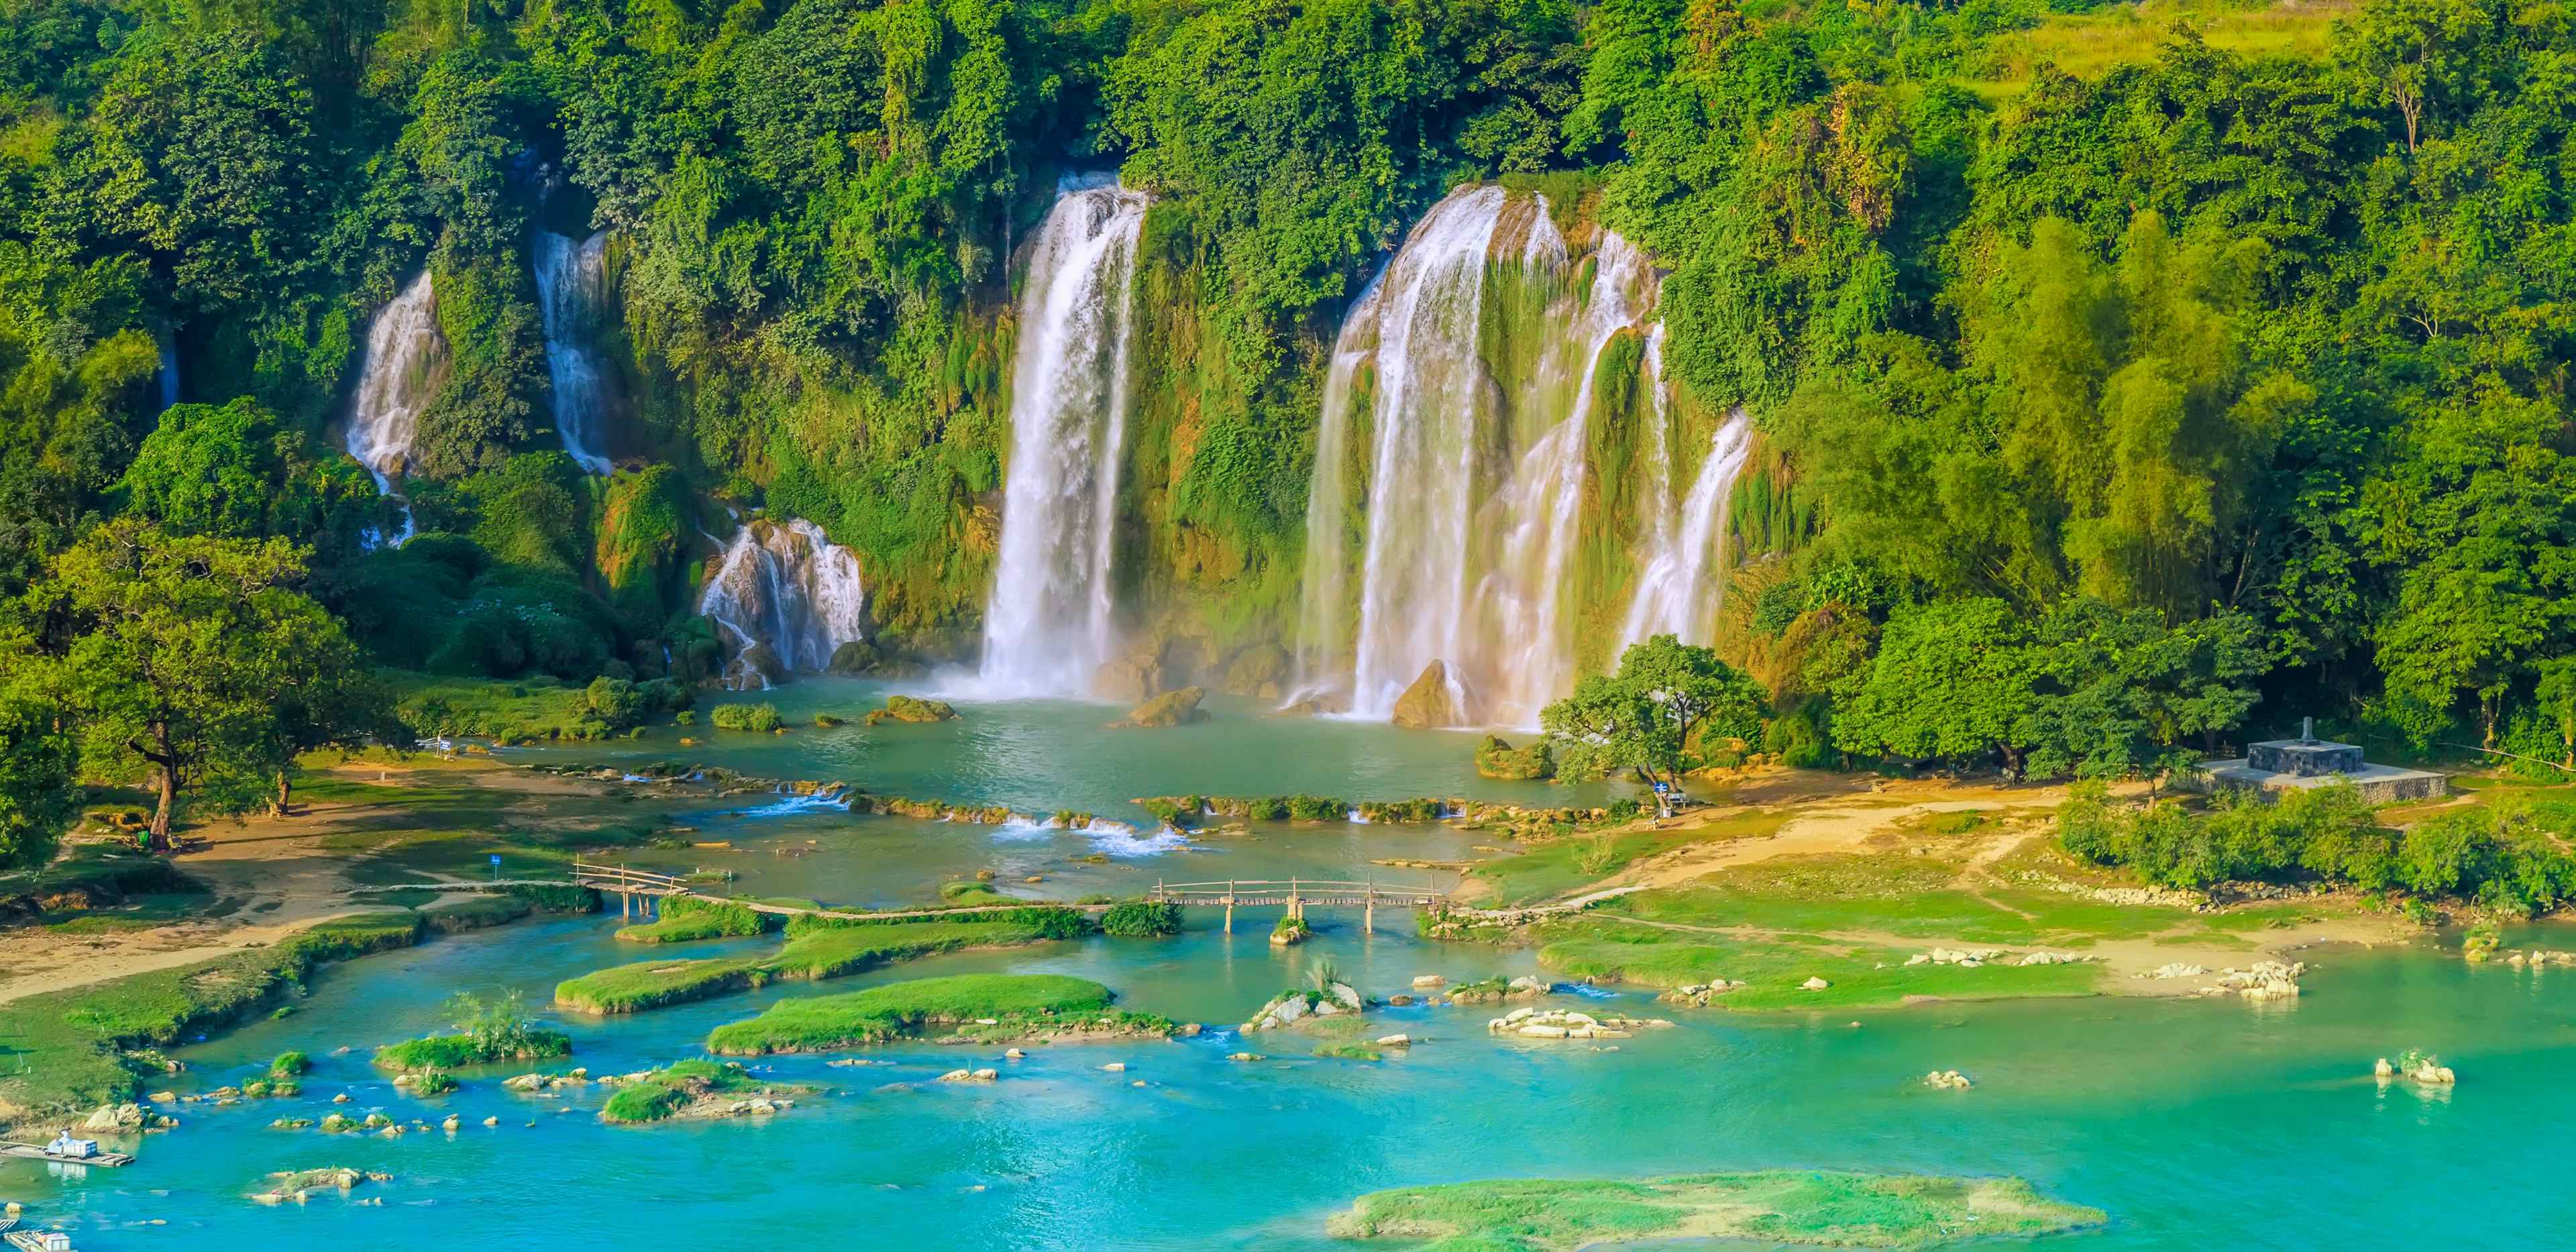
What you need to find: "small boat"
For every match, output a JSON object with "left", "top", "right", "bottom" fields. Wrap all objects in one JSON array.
[{"left": 5, "top": 1230, "right": 71, "bottom": 1252}]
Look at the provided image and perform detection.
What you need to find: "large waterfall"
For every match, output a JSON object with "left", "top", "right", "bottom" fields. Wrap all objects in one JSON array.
[
  {"left": 345, "top": 271, "right": 445, "bottom": 547},
  {"left": 534, "top": 231, "right": 616, "bottom": 474},
  {"left": 1295, "top": 186, "right": 1670, "bottom": 728},
  {"left": 976, "top": 176, "right": 1148, "bottom": 698},
  {"left": 698, "top": 518, "right": 870, "bottom": 688}
]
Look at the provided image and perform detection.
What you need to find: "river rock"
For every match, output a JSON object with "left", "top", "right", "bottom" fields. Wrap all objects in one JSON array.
[
  {"left": 1411, "top": 974, "right": 1447, "bottom": 988},
  {"left": 1472, "top": 734, "right": 1554, "bottom": 780},
  {"left": 1375, "top": 1034, "right": 1412, "bottom": 1047},
  {"left": 1226, "top": 1052, "right": 1265, "bottom": 1062},
  {"left": 1328, "top": 981, "right": 1362, "bottom": 1011},
  {"left": 1924, "top": 1070, "right": 1974, "bottom": 1090},
  {"left": 82, "top": 1102, "right": 145, "bottom": 1131},
  {"left": 1391, "top": 661, "right": 1465, "bottom": 729},
  {"left": 2373, "top": 1058, "right": 2396, "bottom": 1079},
  {"left": 1101, "top": 1062, "right": 1126, "bottom": 1073},
  {"left": 1113, "top": 686, "right": 1210, "bottom": 729}
]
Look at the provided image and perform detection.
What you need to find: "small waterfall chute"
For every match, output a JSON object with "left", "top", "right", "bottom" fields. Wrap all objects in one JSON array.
[
  {"left": 976, "top": 175, "right": 1148, "bottom": 698},
  {"left": 533, "top": 231, "right": 616, "bottom": 475},
  {"left": 1619, "top": 404, "right": 1754, "bottom": 650},
  {"left": 345, "top": 271, "right": 445, "bottom": 549},
  {"left": 698, "top": 518, "right": 870, "bottom": 688}
]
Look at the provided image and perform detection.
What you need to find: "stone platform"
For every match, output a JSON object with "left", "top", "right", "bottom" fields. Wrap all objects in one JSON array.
[{"left": 2186, "top": 758, "right": 2447, "bottom": 805}]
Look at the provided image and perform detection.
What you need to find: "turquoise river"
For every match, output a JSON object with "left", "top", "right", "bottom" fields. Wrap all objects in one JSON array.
[{"left": 5, "top": 683, "right": 2573, "bottom": 1249}]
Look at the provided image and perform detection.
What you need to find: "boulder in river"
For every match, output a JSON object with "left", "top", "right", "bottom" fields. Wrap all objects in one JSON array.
[
  {"left": 866, "top": 695, "right": 959, "bottom": 727},
  {"left": 1391, "top": 661, "right": 1464, "bottom": 730},
  {"left": 1112, "top": 686, "right": 1209, "bottom": 729}
]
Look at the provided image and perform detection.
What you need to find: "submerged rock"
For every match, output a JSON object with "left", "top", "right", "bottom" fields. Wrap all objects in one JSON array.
[
  {"left": 1112, "top": 685, "right": 1209, "bottom": 729},
  {"left": 1924, "top": 1070, "right": 1974, "bottom": 1090}
]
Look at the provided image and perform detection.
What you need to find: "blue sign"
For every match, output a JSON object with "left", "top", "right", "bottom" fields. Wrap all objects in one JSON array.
[
  {"left": 1652, "top": 783, "right": 1669, "bottom": 793},
  {"left": 489, "top": 854, "right": 502, "bottom": 866}
]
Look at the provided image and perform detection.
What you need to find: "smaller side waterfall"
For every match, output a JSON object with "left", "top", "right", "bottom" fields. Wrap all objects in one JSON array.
[
  {"left": 977, "top": 176, "right": 1149, "bottom": 698},
  {"left": 154, "top": 326, "right": 179, "bottom": 412},
  {"left": 1288, "top": 262, "right": 1388, "bottom": 699},
  {"left": 698, "top": 518, "right": 870, "bottom": 687},
  {"left": 534, "top": 231, "right": 616, "bottom": 474},
  {"left": 345, "top": 271, "right": 445, "bottom": 548},
  {"left": 1619, "top": 407, "right": 1754, "bottom": 648}
]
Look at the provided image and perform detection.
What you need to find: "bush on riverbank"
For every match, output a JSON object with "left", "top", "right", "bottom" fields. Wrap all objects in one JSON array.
[
  {"left": 703, "top": 974, "right": 1147, "bottom": 1054},
  {"left": 1101, "top": 901, "right": 1182, "bottom": 937},
  {"left": 2057, "top": 782, "right": 2576, "bottom": 913}
]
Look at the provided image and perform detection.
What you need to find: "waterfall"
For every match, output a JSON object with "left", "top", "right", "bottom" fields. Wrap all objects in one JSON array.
[
  {"left": 1299, "top": 184, "right": 1664, "bottom": 728},
  {"left": 154, "top": 327, "right": 178, "bottom": 412},
  {"left": 345, "top": 271, "right": 444, "bottom": 549},
  {"left": 1288, "top": 260, "right": 1388, "bottom": 695},
  {"left": 533, "top": 231, "right": 616, "bottom": 474},
  {"left": 1470, "top": 229, "right": 1655, "bottom": 723},
  {"left": 976, "top": 176, "right": 1148, "bottom": 698},
  {"left": 698, "top": 518, "right": 870, "bottom": 687},
  {"left": 1619, "top": 404, "right": 1754, "bottom": 649}
]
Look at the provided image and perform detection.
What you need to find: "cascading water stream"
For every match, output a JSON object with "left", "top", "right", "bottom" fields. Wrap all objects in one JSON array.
[
  {"left": 1287, "top": 262, "right": 1388, "bottom": 696},
  {"left": 976, "top": 176, "right": 1148, "bottom": 698},
  {"left": 1300, "top": 184, "right": 1672, "bottom": 728},
  {"left": 345, "top": 271, "right": 444, "bottom": 549},
  {"left": 534, "top": 231, "right": 616, "bottom": 475},
  {"left": 1619, "top": 405, "right": 1754, "bottom": 648},
  {"left": 1340, "top": 186, "right": 1509, "bottom": 721},
  {"left": 1470, "top": 229, "right": 1654, "bottom": 725},
  {"left": 698, "top": 518, "right": 870, "bottom": 687}
]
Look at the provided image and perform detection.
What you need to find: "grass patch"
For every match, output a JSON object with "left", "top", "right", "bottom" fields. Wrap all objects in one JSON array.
[
  {"left": 0, "top": 913, "right": 425, "bottom": 1122},
  {"left": 616, "top": 895, "right": 767, "bottom": 943},
  {"left": 1535, "top": 917, "right": 2104, "bottom": 1011},
  {"left": 555, "top": 917, "right": 1072, "bottom": 1013},
  {"left": 374, "top": 1029, "right": 572, "bottom": 1072},
  {"left": 1467, "top": 809, "right": 1789, "bottom": 905},
  {"left": 1328, "top": 1170, "right": 2106, "bottom": 1251},
  {"left": 704, "top": 974, "right": 1150, "bottom": 1054},
  {"left": 1964, "top": 0, "right": 2352, "bottom": 101}
]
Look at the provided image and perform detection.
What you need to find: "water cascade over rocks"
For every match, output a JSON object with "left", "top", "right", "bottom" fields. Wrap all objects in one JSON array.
[
  {"left": 698, "top": 519, "right": 871, "bottom": 689},
  {"left": 1618, "top": 400, "right": 1753, "bottom": 649},
  {"left": 533, "top": 231, "right": 618, "bottom": 474},
  {"left": 344, "top": 270, "right": 446, "bottom": 548},
  {"left": 977, "top": 176, "right": 1148, "bottom": 698},
  {"left": 1293, "top": 186, "right": 1668, "bottom": 728}
]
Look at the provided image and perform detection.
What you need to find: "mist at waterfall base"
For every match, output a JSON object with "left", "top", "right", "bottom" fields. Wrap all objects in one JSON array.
[
  {"left": 533, "top": 231, "right": 616, "bottom": 475},
  {"left": 13, "top": 880, "right": 2570, "bottom": 1249},
  {"left": 1293, "top": 186, "right": 1720, "bottom": 729},
  {"left": 697, "top": 520, "right": 869, "bottom": 686},
  {"left": 343, "top": 270, "right": 443, "bottom": 549},
  {"left": 974, "top": 176, "right": 1148, "bottom": 699}
]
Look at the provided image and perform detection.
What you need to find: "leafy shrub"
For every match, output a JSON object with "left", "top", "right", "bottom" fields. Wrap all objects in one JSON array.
[
  {"left": 1100, "top": 901, "right": 1181, "bottom": 937},
  {"left": 712, "top": 703, "right": 782, "bottom": 732}
]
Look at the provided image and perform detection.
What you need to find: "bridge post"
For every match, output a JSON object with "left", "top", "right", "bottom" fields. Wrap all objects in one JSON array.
[{"left": 1224, "top": 879, "right": 1234, "bottom": 934}]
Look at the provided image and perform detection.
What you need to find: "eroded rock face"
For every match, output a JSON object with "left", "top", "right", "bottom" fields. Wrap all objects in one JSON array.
[
  {"left": 1114, "top": 686, "right": 1208, "bottom": 728},
  {"left": 1220, "top": 644, "right": 1289, "bottom": 698},
  {"left": 1392, "top": 660, "right": 1464, "bottom": 729}
]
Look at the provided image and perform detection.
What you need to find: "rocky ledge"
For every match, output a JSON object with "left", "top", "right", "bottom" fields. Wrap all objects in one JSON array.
[
  {"left": 1656, "top": 980, "right": 1743, "bottom": 1007},
  {"left": 1903, "top": 947, "right": 2092, "bottom": 968},
  {"left": 1243, "top": 982, "right": 1367, "bottom": 1031},
  {"left": 1487, "top": 1007, "right": 1674, "bottom": 1040},
  {"left": 1445, "top": 974, "right": 1550, "bottom": 1005},
  {"left": 2140, "top": 960, "right": 2304, "bottom": 999}
]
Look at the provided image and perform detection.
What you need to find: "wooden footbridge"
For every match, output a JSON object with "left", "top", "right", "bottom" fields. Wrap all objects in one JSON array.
[
  {"left": 358, "top": 862, "right": 1452, "bottom": 931},
  {"left": 1146, "top": 879, "right": 1452, "bottom": 932}
]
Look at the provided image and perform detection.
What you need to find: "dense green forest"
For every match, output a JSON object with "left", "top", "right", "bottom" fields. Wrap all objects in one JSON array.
[{"left": 3, "top": 0, "right": 2574, "bottom": 864}]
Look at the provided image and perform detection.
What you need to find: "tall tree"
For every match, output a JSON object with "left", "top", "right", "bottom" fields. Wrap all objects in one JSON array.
[{"left": 31, "top": 520, "right": 382, "bottom": 848}]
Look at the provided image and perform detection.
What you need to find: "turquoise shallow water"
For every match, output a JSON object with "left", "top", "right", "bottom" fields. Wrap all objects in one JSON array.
[
  {"left": 508, "top": 680, "right": 1636, "bottom": 823},
  {"left": 9, "top": 691, "right": 2576, "bottom": 1249},
  {"left": 11, "top": 915, "right": 2576, "bottom": 1249}
]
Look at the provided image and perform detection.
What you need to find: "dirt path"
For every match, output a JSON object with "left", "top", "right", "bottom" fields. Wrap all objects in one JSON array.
[
  {"left": 0, "top": 760, "right": 552, "bottom": 1006},
  {"left": 1605, "top": 785, "right": 2073, "bottom": 894}
]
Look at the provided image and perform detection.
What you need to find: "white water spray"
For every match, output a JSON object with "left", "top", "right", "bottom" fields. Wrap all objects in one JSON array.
[
  {"left": 1619, "top": 405, "right": 1753, "bottom": 648},
  {"left": 977, "top": 176, "right": 1148, "bottom": 697},
  {"left": 345, "top": 271, "right": 444, "bottom": 548},
  {"left": 698, "top": 518, "right": 870, "bottom": 687}
]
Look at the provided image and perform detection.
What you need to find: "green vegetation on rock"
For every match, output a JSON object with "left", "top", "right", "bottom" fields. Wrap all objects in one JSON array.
[
  {"left": 556, "top": 915, "right": 1076, "bottom": 1013},
  {"left": 1475, "top": 736, "right": 1554, "bottom": 781},
  {"left": 599, "top": 1060, "right": 783, "bottom": 1124},
  {"left": 865, "top": 696, "right": 959, "bottom": 727},
  {"left": 711, "top": 703, "right": 784, "bottom": 733},
  {"left": 704, "top": 974, "right": 1163, "bottom": 1054}
]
